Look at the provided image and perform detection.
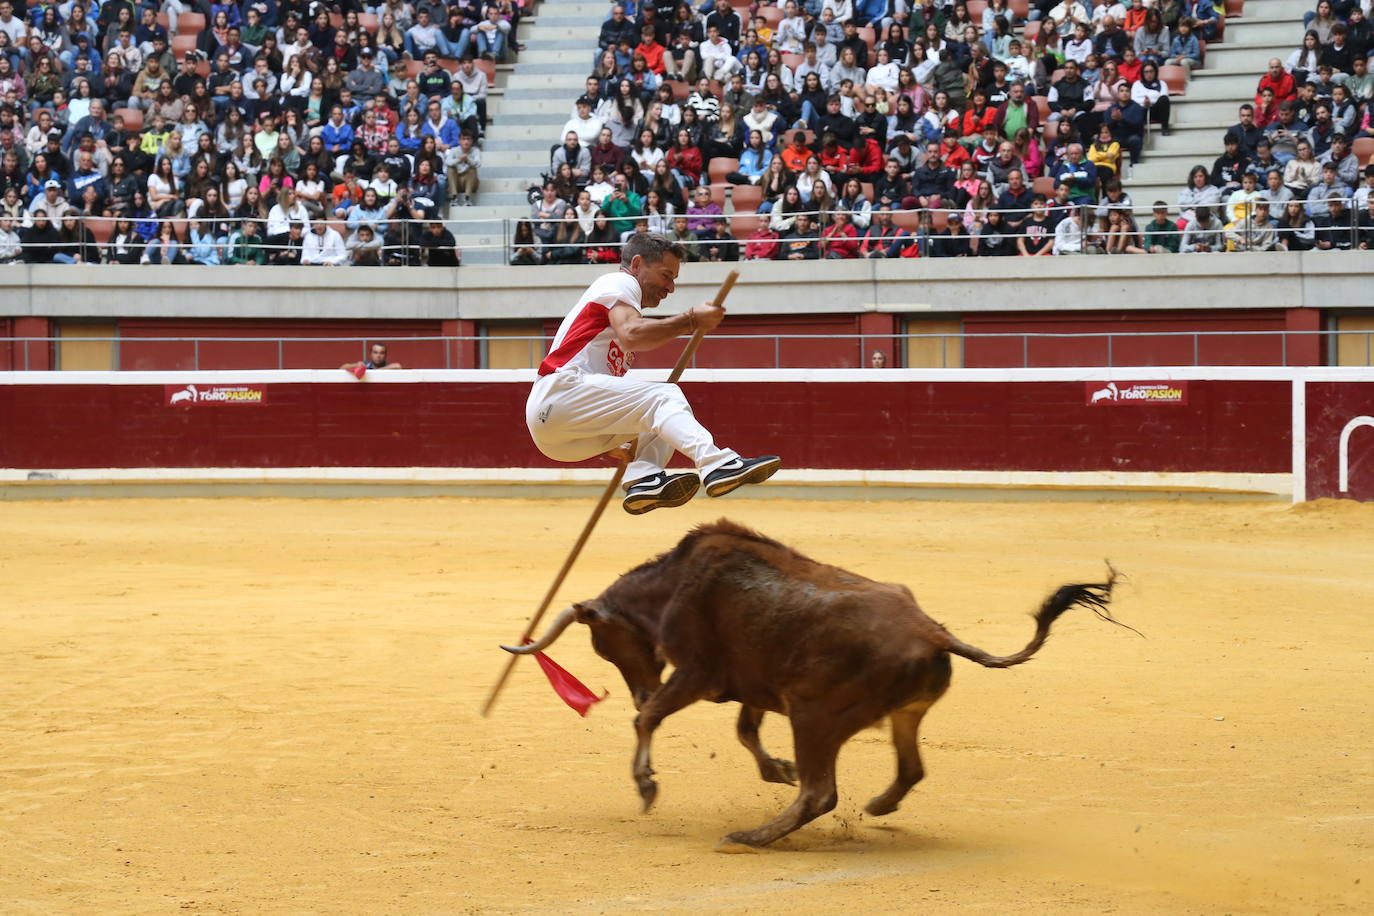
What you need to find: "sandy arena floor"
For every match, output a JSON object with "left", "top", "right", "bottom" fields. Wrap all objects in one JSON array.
[{"left": 2, "top": 495, "right": 1372, "bottom": 915}]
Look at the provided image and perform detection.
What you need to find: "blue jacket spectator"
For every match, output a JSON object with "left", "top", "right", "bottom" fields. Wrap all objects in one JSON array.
[
  {"left": 1181, "top": 0, "right": 1217, "bottom": 40},
  {"left": 1052, "top": 149, "right": 1098, "bottom": 202},
  {"left": 421, "top": 113, "right": 461, "bottom": 149},
  {"left": 321, "top": 116, "right": 355, "bottom": 154}
]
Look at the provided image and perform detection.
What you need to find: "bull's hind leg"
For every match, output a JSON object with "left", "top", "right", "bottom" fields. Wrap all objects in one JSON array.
[
  {"left": 737, "top": 706, "right": 797, "bottom": 786},
  {"left": 865, "top": 701, "right": 934, "bottom": 817},
  {"left": 632, "top": 668, "right": 709, "bottom": 813},
  {"left": 719, "top": 709, "right": 860, "bottom": 848}
]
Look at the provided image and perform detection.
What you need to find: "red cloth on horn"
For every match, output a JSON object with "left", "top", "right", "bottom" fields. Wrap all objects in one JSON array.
[{"left": 527, "top": 642, "right": 608, "bottom": 716}]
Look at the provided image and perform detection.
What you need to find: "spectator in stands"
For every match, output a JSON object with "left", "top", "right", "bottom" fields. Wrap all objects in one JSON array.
[
  {"left": 1225, "top": 201, "right": 1277, "bottom": 252},
  {"left": 561, "top": 96, "right": 604, "bottom": 146},
  {"left": 1357, "top": 196, "right": 1374, "bottom": 250},
  {"left": 700, "top": 24, "right": 740, "bottom": 82},
  {"left": 698, "top": 217, "right": 739, "bottom": 262},
  {"left": 743, "top": 213, "right": 780, "bottom": 260},
  {"left": 104, "top": 217, "right": 145, "bottom": 264},
  {"left": 1320, "top": 133, "right": 1359, "bottom": 189},
  {"left": 0, "top": 213, "right": 20, "bottom": 264},
  {"left": 1181, "top": 205, "right": 1224, "bottom": 253},
  {"left": 1212, "top": 132, "right": 1250, "bottom": 195},
  {"left": 821, "top": 209, "right": 859, "bottom": 258},
  {"left": 1305, "top": 162, "right": 1352, "bottom": 218},
  {"left": 1284, "top": 140, "right": 1321, "bottom": 196},
  {"left": 141, "top": 220, "right": 183, "bottom": 264},
  {"left": 1265, "top": 102, "right": 1310, "bottom": 165},
  {"left": 1289, "top": 31, "right": 1322, "bottom": 88},
  {"left": 1180, "top": 0, "right": 1217, "bottom": 41},
  {"left": 419, "top": 220, "right": 460, "bottom": 265},
  {"left": 1166, "top": 17, "right": 1201, "bottom": 73},
  {"left": 861, "top": 206, "right": 910, "bottom": 258},
  {"left": 1226, "top": 170, "right": 1264, "bottom": 222},
  {"left": 1052, "top": 142, "right": 1097, "bottom": 203},
  {"left": 345, "top": 223, "right": 382, "bottom": 265},
  {"left": 782, "top": 211, "right": 819, "bottom": 259},
  {"left": 664, "top": 213, "right": 700, "bottom": 260},
  {"left": 1275, "top": 200, "right": 1316, "bottom": 250},
  {"left": 447, "top": 132, "right": 480, "bottom": 207},
  {"left": 1048, "top": 59, "right": 1094, "bottom": 138},
  {"left": 1048, "top": 203, "right": 1083, "bottom": 257},
  {"left": 1143, "top": 202, "right": 1180, "bottom": 254},
  {"left": 225, "top": 218, "right": 266, "bottom": 265},
  {"left": 1354, "top": 165, "right": 1374, "bottom": 208},
  {"left": 1314, "top": 196, "right": 1354, "bottom": 250}
]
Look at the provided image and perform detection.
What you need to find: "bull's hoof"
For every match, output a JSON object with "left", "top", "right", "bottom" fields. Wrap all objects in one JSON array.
[
  {"left": 864, "top": 795, "right": 900, "bottom": 817},
  {"left": 759, "top": 757, "right": 797, "bottom": 786},
  {"left": 637, "top": 778, "right": 658, "bottom": 813},
  {"left": 714, "top": 838, "right": 764, "bottom": 854},
  {"left": 718, "top": 830, "right": 769, "bottom": 850}
]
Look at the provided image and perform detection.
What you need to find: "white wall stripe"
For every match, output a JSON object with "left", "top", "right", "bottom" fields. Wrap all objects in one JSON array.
[{"left": 5, "top": 367, "right": 1374, "bottom": 386}]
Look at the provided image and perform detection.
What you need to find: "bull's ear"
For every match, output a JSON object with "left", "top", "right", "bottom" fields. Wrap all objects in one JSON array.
[{"left": 573, "top": 601, "right": 604, "bottom": 623}]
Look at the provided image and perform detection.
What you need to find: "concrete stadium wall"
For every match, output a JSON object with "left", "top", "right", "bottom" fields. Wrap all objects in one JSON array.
[{"left": 3, "top": 368, "right": 1372, "bottom": 500}]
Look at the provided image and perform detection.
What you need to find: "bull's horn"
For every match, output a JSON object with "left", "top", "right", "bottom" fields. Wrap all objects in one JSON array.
[{"left": 500, "top": 606, "right": 578, "bottom": 655}]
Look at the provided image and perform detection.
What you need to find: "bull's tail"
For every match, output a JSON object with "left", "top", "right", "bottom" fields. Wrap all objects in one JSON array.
[{"left": 942, "top": 563, "right": 1135, "bottom": 669}]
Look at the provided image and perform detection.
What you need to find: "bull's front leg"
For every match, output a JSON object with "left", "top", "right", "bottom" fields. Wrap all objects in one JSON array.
[
  {"left": 632, "top": 669, "right": 708, "bottom": 812},
  {"left": 736, "top": 706, "right": 797, "bottom": 785}
]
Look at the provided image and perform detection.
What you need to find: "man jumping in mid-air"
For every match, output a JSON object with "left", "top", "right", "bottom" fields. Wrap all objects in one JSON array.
[{"left": 526, "top": 232, "right": 779, "bottom": 515}]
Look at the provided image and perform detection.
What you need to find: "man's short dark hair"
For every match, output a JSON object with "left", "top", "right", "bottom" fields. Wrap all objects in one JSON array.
[{"left": 621, "top": 231, "right": 688, "bottom": 266}]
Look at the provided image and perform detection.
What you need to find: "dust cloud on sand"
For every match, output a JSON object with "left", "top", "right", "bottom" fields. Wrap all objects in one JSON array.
[{"left": 2, "top": 497, "right": 1371, "bottom": 914}]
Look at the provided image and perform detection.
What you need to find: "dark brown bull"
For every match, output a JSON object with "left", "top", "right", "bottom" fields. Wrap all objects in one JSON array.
[{"left": 504, "top": 520, "right": 1123, "bottom": 848}]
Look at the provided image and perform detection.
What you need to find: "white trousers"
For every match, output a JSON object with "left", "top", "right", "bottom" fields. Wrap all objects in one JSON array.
[{"left": 526, "top": 370, "right": 737, "bottom": 484}]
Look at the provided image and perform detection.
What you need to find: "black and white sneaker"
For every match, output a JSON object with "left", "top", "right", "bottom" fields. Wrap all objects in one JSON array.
[
  {"left": 703, "top": 456, "right": 781, "bottom": 498},
  {"left": 622, "top": 472, "right": 701, "bottom": 515}
]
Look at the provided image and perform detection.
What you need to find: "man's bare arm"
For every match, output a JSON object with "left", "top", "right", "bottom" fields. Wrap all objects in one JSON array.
[{"left": 607, "top": 301, "right": 724, "bottom": 351}]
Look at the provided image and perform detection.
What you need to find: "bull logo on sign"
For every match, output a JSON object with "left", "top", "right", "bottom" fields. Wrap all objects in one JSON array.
[
  {"left": 1090, "top": 382, "right": 1119, "bottom": 404},
  {"left": 169, "top": 385, "right": 198, "bottom": 405}
]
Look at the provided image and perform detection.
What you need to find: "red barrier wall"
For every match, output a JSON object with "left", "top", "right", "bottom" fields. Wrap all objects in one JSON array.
[
  {"left": 0, "top": 378, "right": 1290, "bottom": 474},
  {"left": 1305, "top": 382, "right": 1374, "bottom": 500}
]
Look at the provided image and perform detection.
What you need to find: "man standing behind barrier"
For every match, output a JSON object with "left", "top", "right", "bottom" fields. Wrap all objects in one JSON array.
[{"left": 526, "top": 232, "right": 779, "bottom": 515}]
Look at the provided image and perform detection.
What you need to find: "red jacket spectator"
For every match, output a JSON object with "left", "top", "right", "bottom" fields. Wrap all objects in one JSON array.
[
  {"left": 960, "top": 104, "right": 998, "bottom": 138},
  {"left": 635, "top": 40, "right": 666, "bottom": 74},
  {"left": 779, "top": 137, "right": 812, "bottom": 172},
  {"left": 820, "top": 143, "right": 854, "bottom": 175},
  {"left": 820, "top": 220, "right": 860, "bottom": 258},
  {"left": 666, "top": 144, "right": 702, "bottom": 185},
  {"left": 744, "top": 226, "right": 780, "bottom": 260},
  {"left": 1257, "top": 70, "right": 1297, "bottom": 103},
  {"left": 940, "top": 137, "right": 971, "bottom": 169},
  {"left": 849, "top": 137, "right": 884, "bottom": 178}
]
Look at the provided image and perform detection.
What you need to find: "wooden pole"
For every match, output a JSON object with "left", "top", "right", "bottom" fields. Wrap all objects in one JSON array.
[{"left": 481, "top": 270, "right": 740, "bottom": 717}]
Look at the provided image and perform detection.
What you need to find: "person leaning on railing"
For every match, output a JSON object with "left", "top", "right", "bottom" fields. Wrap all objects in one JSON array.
[
  {"left": 0, "top": 213, "right": 21, "bottom": 264},
  {"left": 225, "top": 218, "right": 266, "bottom": 265}
]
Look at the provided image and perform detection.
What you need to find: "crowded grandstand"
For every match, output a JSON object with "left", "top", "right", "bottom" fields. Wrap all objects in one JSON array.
[{"left": 0, "top": 0, "right": 1372, "bottom": 263}]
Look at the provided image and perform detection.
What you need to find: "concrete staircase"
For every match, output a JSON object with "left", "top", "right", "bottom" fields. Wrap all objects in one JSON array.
[
  {"left": 452, "top": 0, "right": 603, "bottom": 264},
  {"left": 1125, "top": 0, "right": 1310, "bottom": 207}
]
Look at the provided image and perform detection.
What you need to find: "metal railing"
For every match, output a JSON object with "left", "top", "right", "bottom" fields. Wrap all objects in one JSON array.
[{"left": 4, "top": 329, "right": 1373, "bottom": 371}]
